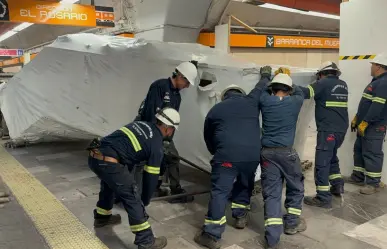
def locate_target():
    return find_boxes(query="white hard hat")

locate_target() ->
[176,62,198,86]
[220,84,246,101]
[155,107,180,130]
[269,73,293,88]
[370,53,387,67]
[316,61,341,76]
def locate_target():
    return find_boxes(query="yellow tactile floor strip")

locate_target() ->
[0,145,109,249]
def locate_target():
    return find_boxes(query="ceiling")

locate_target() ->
[0,0,340,50]
[217,1,340,33]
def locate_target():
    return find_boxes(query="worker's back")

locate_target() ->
[260,86,304,148]
[204,94,261,162]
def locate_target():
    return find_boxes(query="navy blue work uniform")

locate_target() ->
[351,72,387,186]
[260,85,304,248]
[300,76,349,203]
[138,78,182,192]
[89,121,163,246]
[201,79,267,240]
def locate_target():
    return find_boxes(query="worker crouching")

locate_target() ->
[194,80,266,249]
[88,107,180,249]
[260,73,306,249]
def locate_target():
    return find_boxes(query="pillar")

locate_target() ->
[339,0,387,180]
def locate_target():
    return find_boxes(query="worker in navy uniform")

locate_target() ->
[194,66,272,249]
[260,72,306,249]
[88,108,180,249]
[347,53,387,195]
[136,61,198,203]
[298,62,349,208]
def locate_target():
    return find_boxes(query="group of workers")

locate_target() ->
[86,52,387,249]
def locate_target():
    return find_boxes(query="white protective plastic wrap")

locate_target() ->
[1,34,316,176]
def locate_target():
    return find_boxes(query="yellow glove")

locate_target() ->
[351,116,357,132]
[275,67,291,76]
[357,121,368,137]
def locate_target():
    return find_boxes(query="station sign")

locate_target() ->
[0,0,114,28]
[198,33,340,49]
[0,49,23,57]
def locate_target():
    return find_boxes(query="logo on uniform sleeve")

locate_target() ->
[221,162,232,168]
[367,86,373,92]
[326,134,335,141]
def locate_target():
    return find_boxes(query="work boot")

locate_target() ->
[260,238,280,249]
[343,175,365,186]
[93,209,122,228]
[284,217,307,235]
[138,236,167,249]
[194,231,221,249]
[360,185,381,195]
[330,185,344,197]
[304,196,332,209]
[155,188,169,197]
[168,187,194,204]
[234,213,248,229]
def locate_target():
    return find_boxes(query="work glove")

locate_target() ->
[357,121,368,137]
[275,67,291,76]
[351,116,358,132]
[163,141,172,155]
[260,66,272,79]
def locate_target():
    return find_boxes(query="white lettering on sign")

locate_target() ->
[20,9,36,18]
[40,10,88,21]
[275,38,339,48]
[325,40,340,47]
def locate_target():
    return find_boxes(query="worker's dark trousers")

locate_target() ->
[88,157,154,246]
[314,131,346,203]
[203,161,259,240]
[261,148,304,247]
[352,124,386,186]
[159,141,182,192]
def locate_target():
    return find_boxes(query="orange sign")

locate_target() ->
[1,0,114,28]
[272,36,340,49]
[197,33,339,49]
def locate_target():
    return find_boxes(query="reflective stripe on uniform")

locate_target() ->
[287,207,302,216]
[354,166,365,173]
[264,218,283,226]
[365,171,382,178]
[325,101,348,108]
[329,174,342,180]
[308,85,315,98]
[96,207,112,216]
[362,93,373,100]
[317,185,330,191]
[130,221,151,232]
[119,127,142,152]
[144,165,160,175]
[373,97,387,104]
[231,202,251,210]
[204,216,226,225]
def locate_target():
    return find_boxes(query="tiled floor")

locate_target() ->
[1,129,387,249]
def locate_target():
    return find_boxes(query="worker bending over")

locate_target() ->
[136,61,198,203]
[194,67,271,249]
[299,62,349,208]
[88,108,180,249]
[260,72,306,249]
[348,53,387,195]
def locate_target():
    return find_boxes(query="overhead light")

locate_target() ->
[12,23,33,32]
[0,31,17,42]
[0,0,80,44]
[259,3,340,20]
